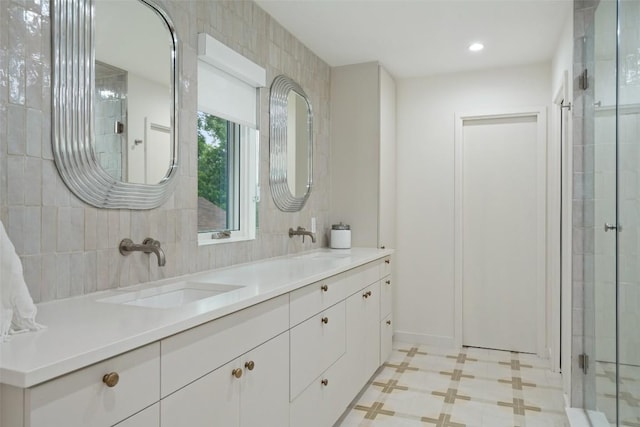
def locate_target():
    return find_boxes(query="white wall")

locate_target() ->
[127,72,171,184]
[550,13,574,401]
[395,63,551,347]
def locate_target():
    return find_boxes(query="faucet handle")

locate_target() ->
[142,237,161,247]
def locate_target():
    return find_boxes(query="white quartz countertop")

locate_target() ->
[0,247,392,388]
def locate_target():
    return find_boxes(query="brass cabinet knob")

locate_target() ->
[321,284,328,292]
[321,317,329,324]
[232,368,243,379]
[102,372,119,388]
[245,361,255,371]
[363,290,372,298]
[386,320,392,325]
[385,259,390,264]
[321,378,328,386]
[380,246,386,249]
[385,280,391,285]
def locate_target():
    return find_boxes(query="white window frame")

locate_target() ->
[197,124,258,246]
[196,33,264,246]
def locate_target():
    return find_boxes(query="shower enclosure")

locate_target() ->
[579,0,640,425]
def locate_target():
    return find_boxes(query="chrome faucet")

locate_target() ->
[119,238,166,266]
[289,227,316,243]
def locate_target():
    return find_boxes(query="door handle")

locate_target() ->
[604,223,618,232]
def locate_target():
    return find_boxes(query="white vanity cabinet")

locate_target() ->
[160,332,289,427]
[0,253,394,427]
[330,62,396,250]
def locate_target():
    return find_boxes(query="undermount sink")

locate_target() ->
[97,281,244,309]
[293,251,351,260]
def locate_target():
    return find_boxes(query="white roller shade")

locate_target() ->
[197,33,266,129]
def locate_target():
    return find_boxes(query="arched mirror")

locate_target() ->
[52,0,178,209]
[269,75,313,212]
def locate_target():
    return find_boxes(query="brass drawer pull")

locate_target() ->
[363,290,372,298]
[321,378,328,386]
[102,372,119,388]
[245,361,255,371]
[232,368,243,378]
[321,317,329,324]
[321,284,328,292]
[386,320,392,325]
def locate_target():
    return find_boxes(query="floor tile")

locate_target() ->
[337,344,568,427]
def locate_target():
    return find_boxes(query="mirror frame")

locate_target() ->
[51,0,179,209]
[269,75,313,212]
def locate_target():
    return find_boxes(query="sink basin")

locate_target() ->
[293,251,351,260]
[97,281,244,309]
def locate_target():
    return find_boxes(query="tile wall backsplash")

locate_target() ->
[0,0,332,303]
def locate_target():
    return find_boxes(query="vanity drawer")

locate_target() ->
[290,262,379,327]
[161,294,288,397]
[27,343,160,427]
[380,256,392,278]
[290,301,345,400]
[381,276,393,319]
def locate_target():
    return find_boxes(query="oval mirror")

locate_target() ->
[269,75,313,212]
[52,0,178,209]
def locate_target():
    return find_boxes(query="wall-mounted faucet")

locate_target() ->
[119,238,166,266]
[289,227,316,243]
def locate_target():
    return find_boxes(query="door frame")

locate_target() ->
[454,107,547,357]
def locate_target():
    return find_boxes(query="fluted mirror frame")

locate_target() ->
[51,0,179,209]
[269,75,313,212]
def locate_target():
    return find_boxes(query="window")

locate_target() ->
[197,112,258,244]
[196,34,265,245]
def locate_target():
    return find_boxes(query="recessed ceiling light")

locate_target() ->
[468,42,484,52]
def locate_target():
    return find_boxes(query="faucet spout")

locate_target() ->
[289,227,317,244]
[119,238,166,266]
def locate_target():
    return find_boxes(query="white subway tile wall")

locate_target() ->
[0,0,332,302]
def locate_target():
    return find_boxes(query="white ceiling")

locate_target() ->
[255,0,573,79]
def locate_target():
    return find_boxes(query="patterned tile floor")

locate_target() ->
[337,343,566,427]
[595,361,640,426]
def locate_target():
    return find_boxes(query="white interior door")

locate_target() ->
[458,112,546,354]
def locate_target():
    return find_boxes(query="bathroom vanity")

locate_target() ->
[0,248,393,427]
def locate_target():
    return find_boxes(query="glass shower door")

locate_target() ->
[616,1,640,425]
[592,0,618,423]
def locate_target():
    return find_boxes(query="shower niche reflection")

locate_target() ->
[95,61,128,181]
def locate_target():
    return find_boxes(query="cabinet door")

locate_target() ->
[345,282,381,398]
[241,332,289,427]
[381,314,393,363]
[378,65,396,249]
[380,275,393,319]
[161,359,240,427]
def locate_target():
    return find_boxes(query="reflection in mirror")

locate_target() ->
[51,0,178,209]
[286,91,310,198]
[269,75,313,212]
[94,0,172,184]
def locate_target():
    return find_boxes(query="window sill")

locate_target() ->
[198,233,256,246]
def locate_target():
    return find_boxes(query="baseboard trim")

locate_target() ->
[393,331,456,349]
